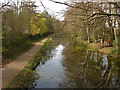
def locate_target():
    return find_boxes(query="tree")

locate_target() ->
[30,13,47,36]
[41,11,54,34]
[54,1,120,47]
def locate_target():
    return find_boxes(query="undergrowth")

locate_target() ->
[70,37,88,51]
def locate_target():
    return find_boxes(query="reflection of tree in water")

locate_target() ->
[62,46,119,88]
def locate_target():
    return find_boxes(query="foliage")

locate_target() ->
[2,1,55,61]
[70,37,88,52]
[2,31,32,59]
[110,40,118,56]
[2,1,36,60]
[111,47,118,56]
[42,11,54,34]
[64,2,119,47]
[30,14,47,36]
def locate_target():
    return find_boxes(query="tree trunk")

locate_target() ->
[113,4,118,48]
[107,3,115,47]
[86,27,91,43]
[101,30,105,47]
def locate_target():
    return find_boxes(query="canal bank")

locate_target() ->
[5,38,52,88]
[7,33,120,88]
[32,34,119,88]
[87,42,118,60]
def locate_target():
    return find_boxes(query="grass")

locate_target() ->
[87,42,118,58]
[70,38,118,59]
[88,43,101,51]
[40,38,52,53]
[8,38,52,88]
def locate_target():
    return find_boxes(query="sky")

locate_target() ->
[35,0,68,20]
[0,0,68,20]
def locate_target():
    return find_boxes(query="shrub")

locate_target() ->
[2,31,31,59]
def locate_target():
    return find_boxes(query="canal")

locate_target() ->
[32,34,119,88]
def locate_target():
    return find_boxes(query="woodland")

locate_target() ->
[1,0,120,89]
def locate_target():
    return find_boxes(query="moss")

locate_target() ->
[8,38,52,88]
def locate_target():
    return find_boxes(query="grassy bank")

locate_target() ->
[70,37,118,59]
[87,42,118,58]
[8,38,52,88]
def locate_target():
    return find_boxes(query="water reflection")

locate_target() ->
[33,43,119,88]
[62,46,119,88]
[34,44,66,88]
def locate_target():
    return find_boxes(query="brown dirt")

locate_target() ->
[1,36,50,88]
[88,42,113,55]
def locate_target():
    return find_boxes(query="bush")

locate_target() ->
[2,31,31,59]
[2,29,52,62]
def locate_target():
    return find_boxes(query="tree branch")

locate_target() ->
[0,2,11,10]
[39,0,46,10]
[49,0,84,9]
[92,13,120,17]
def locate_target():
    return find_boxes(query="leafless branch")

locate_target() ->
[49,0,84,9]
[92,13,120,17]
[0,2,11,10]
[39,0,46,10]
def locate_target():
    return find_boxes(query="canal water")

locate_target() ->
[33,35,119,88]
[34,44,66,88]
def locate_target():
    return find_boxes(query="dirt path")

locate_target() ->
[2,36,50,88]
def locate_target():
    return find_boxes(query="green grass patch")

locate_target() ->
[40,38,52,53]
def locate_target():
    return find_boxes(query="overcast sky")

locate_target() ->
[1,0,68,20]
[35,0,68,20]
